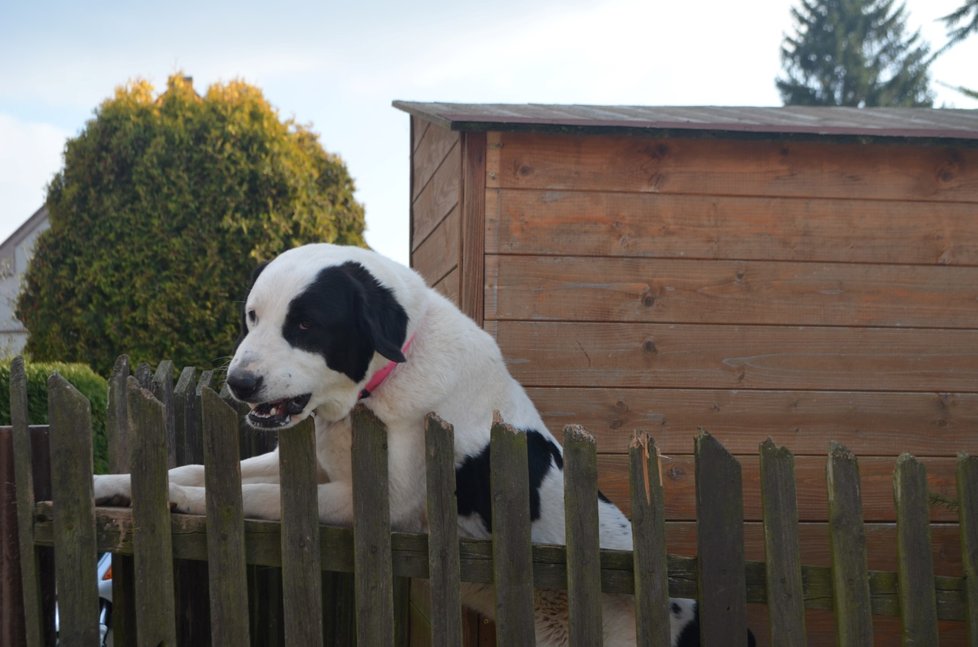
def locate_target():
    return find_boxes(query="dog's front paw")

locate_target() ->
[168,483,205,515]
[93,474,132,507]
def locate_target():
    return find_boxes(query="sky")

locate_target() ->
[1,0,976,265]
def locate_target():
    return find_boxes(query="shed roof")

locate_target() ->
[393,101,978,144]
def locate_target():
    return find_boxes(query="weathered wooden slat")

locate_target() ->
[596,453,965,523]
[31,505,974,620]
[957,453,978,647]
[646,519,967,578]
[563,425,603,647]
[894,453,940,645]
[485,254,978,329]
[351,404,395,644]
[106,355,137,647]
[48,374,100,645]
[128,377,177,646]
[135,362,153,388]
[173,366,197,465]
[432,267,460,305]
[490,133,978,203]
[152,360,176,468]
[9,358,42,647]
[201,387,251,646]
[628,433,670,647]
[486,189,978,265]
[172,366,210,646]
[424,413,463,647]
[487,320,978,392]
[695,431,749,645]
[526,387,978,456]
[759,439,807,646]
[413,203,459,287]
[413,143,460,249]
[827,442,874,646]
[106,355,130,474]
[412,123,459,201]
[459,131,487,325]
[278,415,323,645]
[490,417,537,644]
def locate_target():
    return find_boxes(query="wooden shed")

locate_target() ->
[394,101,978,645]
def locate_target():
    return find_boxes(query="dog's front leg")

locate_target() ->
[94,461,207,506]
[230,481,353,524]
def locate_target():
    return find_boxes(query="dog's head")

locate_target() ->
[226,244,409,428]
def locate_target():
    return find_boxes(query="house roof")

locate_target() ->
[0,205,49,257]
[393,102,978,144]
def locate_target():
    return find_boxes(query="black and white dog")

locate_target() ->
[95,243,748,646]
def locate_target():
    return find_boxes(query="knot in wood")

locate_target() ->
[643,339,657,354]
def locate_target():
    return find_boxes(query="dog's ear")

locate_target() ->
[364,310,407,363]
[342,262,408,364]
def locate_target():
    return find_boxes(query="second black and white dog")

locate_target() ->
[95,243,751,646]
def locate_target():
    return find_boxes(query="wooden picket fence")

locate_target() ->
[3,354,978,646]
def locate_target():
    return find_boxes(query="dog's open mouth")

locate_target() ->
[247,394,312,429]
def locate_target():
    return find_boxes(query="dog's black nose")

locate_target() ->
[226,371,263,401]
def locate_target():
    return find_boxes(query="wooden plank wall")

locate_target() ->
[411,117,461,303]
[480,130,978,645]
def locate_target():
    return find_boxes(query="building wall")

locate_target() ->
[0,212,49,357]
[483,130,977,644]
[411,127,978,644]
[410,117,461,304]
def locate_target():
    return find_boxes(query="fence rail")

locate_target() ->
[3,355,978,646]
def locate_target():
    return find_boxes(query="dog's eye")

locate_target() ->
[247,309,257,324]
[298,321,312,331]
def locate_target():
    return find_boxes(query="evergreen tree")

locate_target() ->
[16,75,366,374]
[942,0,978,49]
[777,0,934,106]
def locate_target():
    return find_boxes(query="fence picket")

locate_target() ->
[695,431,749,645]
[48,374,100,644]
[564,425,603,647]
[128,377,178,646]
[151,360,176,468]
[759,439,807,646]
[106,356,137,647]
[628,433,671,647]
[201,387,251,646]
[827,442,874,646]
[490,416,537,645]
[173,366,198,465]
[106,355,130,474]
[172,366,211,645]
[279,414,324,645]
[425,412,463,647]
[9,358,42,647]
[351,403,396,644]
[958,453,978,647]
[894,453,940,645]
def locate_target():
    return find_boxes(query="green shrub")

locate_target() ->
[16,74,366,375]
[0,359,108,473]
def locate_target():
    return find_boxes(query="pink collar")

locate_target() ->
[359,334,414,399]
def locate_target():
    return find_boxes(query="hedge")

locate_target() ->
[0,360,108,473]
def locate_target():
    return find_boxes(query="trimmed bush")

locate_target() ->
[0,359,108,473]
[16,74,366,375]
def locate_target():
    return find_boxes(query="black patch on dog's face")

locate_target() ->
[282,261,408,383]
[455,429,566,533]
